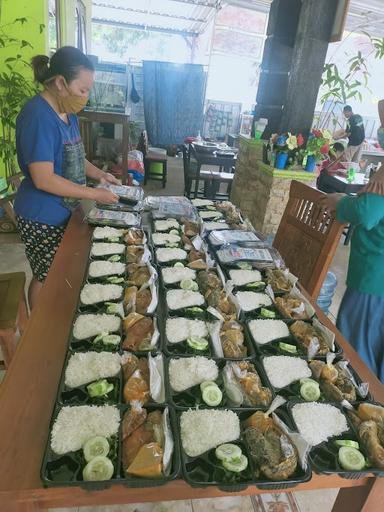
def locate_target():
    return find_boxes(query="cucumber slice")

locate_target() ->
[87,379,114,398]
[202,384,223,406]
[170,229,179,235]
[279,342,298,354]
[237,262,252,270]
[93,331,109,343]
[300,381,320,402]
[338,446,366,471]
[335,440,360,450]
[222,454,248,473]
[101,334,120,346]
[108,255,121,262]
[82,455,114,481]
[260,308,276,318]
[174,262,185,268]
[299,378,318,386]
[186,307,204,314]
[107,236,120,242]
[106,276,124,284]
[180,279,198,291]
[166,243,179,248]
[83,436,110,462]
[200,380,217,391]
[187,336,209,351]
[246,281,265,289]
[215,443,242,462]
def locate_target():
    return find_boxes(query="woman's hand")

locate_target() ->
[91,187,119,204]
[319,193,345,214]
[100,172,121,186]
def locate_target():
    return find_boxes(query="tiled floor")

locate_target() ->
[1,156,345,512]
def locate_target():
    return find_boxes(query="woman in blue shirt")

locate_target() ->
[14,46,119,309]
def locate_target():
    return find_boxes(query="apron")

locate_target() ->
[62,139,86,210]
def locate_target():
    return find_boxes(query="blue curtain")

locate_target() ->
[143,61,205,146]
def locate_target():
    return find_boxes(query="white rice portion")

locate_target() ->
[90,242,125,257]
[154,219,180,232]
[181,409,240,457]
[235,291,272,312]
[169,356,218,392]
[73,314,121,340]
[166,289,205,310]
[156,248,188,263]
[152,233,181,246]
[263,356,311,389]
[93,226,124,240]
[192,199,214,207]
[166,317,208,344]
[80,284,123,305]
[65,352,121,388]
[162,267,196,285]
[51,405,120,455]
[88,261,125,278]
[199,210,223,219]
[203,221,230,231]
[292,403,349,446]
[229,269,262,286]
[248,319,290,345]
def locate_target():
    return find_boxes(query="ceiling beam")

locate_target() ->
[93,2,207,23]
[92,17,199,36]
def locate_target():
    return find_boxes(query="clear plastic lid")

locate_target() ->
[208,230,262,246]
[98,184,144,204]
[86,208,141,227]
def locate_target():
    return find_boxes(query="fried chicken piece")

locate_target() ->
[197,270,221,294]
[127,266,150,287]
[290,321,329,356]
[266,269,292,294]
[183,220,200,237]
[127,246,144,264]
[275,297,309,320]
[309,360,356,403]
[124,286,138,312]
[244,411,297,481]
[136,288,152,315]
[357,403,384,423]
[359,421,384,469]
[122,423,154,468]
[123,314,154,351]
[125,229,145,246]
[237,362,272,408]
[188,248,206,262]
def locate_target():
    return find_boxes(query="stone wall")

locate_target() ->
[231,136,315,236]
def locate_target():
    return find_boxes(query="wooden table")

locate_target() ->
[190,143,237,199]
[0,208,383,511]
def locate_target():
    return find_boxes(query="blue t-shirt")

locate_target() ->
[14,95,86,226]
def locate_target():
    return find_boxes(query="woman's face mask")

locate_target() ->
[55,78,89,113]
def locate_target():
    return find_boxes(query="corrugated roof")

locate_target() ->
[92,0,221,35]
[92,0,384,38]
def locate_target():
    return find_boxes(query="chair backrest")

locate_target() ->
[273,180,345,299]
[137,130,149,157]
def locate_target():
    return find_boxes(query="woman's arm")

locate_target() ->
[85,159,120,185]
[29,162,119,204]
[336,194,384,230]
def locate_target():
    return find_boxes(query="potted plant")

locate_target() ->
[0,17,43,190]
[272,132,304,169]
[304,129,333,172]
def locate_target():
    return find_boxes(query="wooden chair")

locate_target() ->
[0,272,29,369]
[182,144,214,198]
[138,131,167,188]
[273,180,345,299]
[209,170,234,199]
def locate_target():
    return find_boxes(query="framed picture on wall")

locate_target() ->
[239,114,253,138]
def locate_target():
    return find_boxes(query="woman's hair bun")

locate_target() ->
[31,55,50,84]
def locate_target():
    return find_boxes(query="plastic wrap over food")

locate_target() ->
[208,229,262,247]
[148,353,165,403]
[163,407,174,476]
[86,208,141,227]
[216,245,283,268]
[337,360,369,398]
[288,287,316,319]
[143,264,159,314]
[223,362,244,407]
[207,319,224,358]
[272,412,311,472]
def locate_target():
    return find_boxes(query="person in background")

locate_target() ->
[340,105,365,162]
[320,167,384,383]
[316,142,346,193]
[14,46,119,310]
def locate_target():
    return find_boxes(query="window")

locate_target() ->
[75,0,87,53]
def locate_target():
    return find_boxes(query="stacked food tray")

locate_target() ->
[41,196,384,492]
